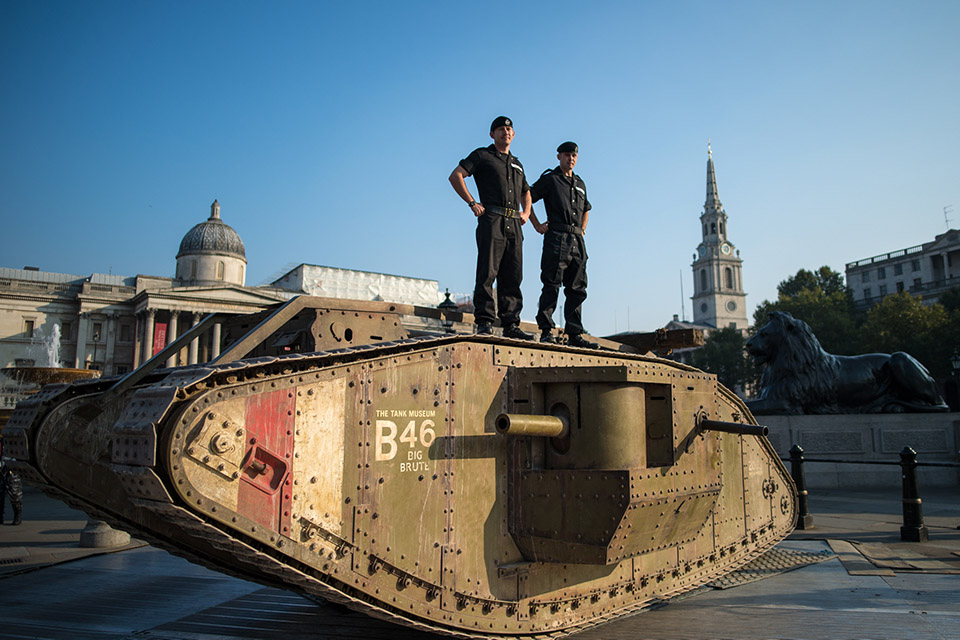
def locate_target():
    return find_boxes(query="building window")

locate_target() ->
[725,267,733,289]
[862,271,870,282]
[93,322,103,341]
[877,267,886,279]
[190,261,198,279]
[896,281,904,293]
[216,261,225,280]
[711,222,716,234]
[116,365,129,374]
[911,259,920,272]
[120,324,132,342]
[894,263,903,276]
[719,222,725,235]
[913,278,922,289]
[62,322,72,340]
[879,284,887,296]
[863,287,872,299]
[23,319,35,338]
[240,265,244,283]
[700,269,707,291]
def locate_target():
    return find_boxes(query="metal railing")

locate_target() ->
[783,445,960,542]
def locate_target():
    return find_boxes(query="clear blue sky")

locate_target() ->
[2,1,958,336]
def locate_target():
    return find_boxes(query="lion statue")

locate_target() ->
[745,311,948,415]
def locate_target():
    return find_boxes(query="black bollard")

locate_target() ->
[899,446,928,542]
[789,445,814,530]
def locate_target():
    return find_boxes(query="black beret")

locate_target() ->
[490,116,513,132]
[557,141,578,153]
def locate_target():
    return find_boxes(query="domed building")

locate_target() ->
[175,200,247,286]
[0,198,445,378]
[0,200,288,376]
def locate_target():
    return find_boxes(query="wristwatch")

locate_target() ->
[468,200,477,207]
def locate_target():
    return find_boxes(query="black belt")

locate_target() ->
[483,204,521,219]
[549,223,583,236]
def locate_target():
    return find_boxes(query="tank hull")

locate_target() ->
[6,334,796,638]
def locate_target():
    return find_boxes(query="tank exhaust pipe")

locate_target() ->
[698,419,768,437]
[495,413,568,438]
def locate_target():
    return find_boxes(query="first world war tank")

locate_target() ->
[4,296,797,639]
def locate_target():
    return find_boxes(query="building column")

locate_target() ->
[142,308,156,364]
[188,313,199,365]
[211,322,222,359]
[132,313,141,369]
[75,312,89,369]
[104,313,118,375]
[165,311,180,368]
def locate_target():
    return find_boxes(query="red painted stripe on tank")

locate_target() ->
[238,388,296,532]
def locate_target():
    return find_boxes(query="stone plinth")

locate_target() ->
[762,413,960,489]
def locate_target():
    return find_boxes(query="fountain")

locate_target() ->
[1,323,100,433]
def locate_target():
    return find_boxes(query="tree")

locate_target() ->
[860,292,953,376]
[692,326,757,393]
[775,266,846,299]
[753,266,859,354]
[938,287,960,314]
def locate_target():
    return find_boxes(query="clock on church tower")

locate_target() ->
[690,144,749,330]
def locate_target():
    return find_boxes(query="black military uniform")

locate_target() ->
[1,461,23,526]
[459,119,530,332]
[530,142,595,347]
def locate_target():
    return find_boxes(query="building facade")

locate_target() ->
[0,201,289,374]
[1,201,449,375]
[845,229,960,308]
[689,144,749,331]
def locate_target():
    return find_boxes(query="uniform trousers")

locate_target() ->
[536,230,587,335]
[473,213,523,326]
[1,470,23,525]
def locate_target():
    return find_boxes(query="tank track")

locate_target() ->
[9,335,788,639]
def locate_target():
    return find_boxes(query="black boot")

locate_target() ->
[503,325,534,340]
[568,334,598,349]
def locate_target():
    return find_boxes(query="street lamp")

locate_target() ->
[951,350,960,376]
[438,289,458,333]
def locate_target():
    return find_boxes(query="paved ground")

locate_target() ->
[1,485,958,640]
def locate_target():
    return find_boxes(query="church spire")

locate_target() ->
[704,140,722,214]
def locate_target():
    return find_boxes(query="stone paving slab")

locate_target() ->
[827,539,895,575]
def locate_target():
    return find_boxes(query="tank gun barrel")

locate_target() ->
[495,413,567,438]
[698,419,768,437]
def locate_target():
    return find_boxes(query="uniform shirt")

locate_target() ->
[459,145,530,209]
[530,167,591,229]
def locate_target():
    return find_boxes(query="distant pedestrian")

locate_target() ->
[1,458,23,526]
[449,116,534,339]
[529,141,597,348]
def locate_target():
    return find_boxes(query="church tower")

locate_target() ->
[691,144,749,330]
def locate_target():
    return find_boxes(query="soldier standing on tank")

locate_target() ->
[449,116,534,339]
[529,141,597,348]
[0,457,23,526]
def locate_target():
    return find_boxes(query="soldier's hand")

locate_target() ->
[534,221,548,234]
[470,203,485,217]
